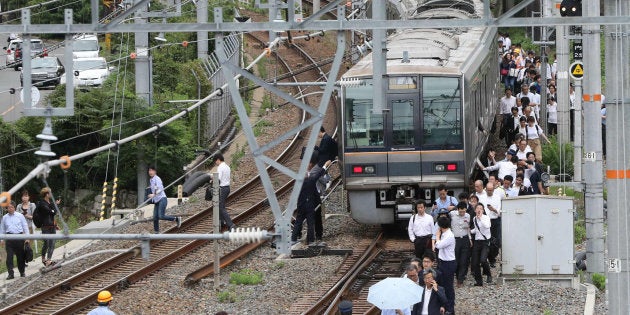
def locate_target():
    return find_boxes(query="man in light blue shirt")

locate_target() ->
[148,166,180,233]
[0,201,30,279]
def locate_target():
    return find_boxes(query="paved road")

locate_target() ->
[0,34,61,122]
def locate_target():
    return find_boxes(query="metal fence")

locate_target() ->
[200,32,241,140]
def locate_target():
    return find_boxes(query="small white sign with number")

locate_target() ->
[584,151,596,162]
[608,258,621,273]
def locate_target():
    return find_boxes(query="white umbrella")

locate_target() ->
[367,277,424,310]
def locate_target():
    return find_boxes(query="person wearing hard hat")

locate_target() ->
[87,290,116,315]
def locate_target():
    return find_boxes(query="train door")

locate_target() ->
[386,93,422,182]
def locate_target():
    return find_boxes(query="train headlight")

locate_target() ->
[352,165,375,174]
[434,163,458,172]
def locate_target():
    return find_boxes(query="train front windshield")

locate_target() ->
[344,76,462,150]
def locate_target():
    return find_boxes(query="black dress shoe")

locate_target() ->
[6,275,14,280]
[473,282,483,287]
[20,273,25,277]
[486,275,493,284]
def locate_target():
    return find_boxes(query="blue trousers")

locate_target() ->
[153,197,176,232]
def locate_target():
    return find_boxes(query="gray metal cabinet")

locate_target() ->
[500,195,575,283]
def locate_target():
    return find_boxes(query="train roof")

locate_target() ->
[342,0,490,78]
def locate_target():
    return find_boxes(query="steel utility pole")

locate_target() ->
[604,0,630,313]
[582,0,605,276]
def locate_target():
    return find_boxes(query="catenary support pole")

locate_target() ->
[582,0,605,276]
[371,0,386,113]
[556,23,571,145]
[197,0,208,59]
[604,0,630,313]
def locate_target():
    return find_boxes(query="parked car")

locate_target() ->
[60,57,111,87]
[20,56,65,88]
[3,38,47,70]
[72,34,100,59]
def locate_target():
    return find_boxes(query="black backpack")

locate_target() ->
[32,203,44,228]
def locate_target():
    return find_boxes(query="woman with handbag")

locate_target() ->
[470,203,492,286]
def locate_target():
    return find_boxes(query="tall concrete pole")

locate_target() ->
[134,1,151,105]
[135,0,150,205]
[555,24,570,145]
[371,0,386,113]
[604,0,630,313]
[197,0,208,59]
[582,0,605,276]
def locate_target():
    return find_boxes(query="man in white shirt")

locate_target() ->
[215,154,235,230]
[500,88,516,115]
[450,202,471,287]
[473,180,486,199]
[408,201,434,259]
[516,139,533,161]
[434,216,456,314]
[481,155,518,182]
[470,204,492,286]
[483,183,502,268]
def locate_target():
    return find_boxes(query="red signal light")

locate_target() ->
[446,164,457,171]
[353,166,363,174]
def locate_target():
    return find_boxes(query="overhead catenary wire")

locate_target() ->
[0,34,285,202]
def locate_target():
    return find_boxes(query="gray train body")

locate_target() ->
[339,0,498,224]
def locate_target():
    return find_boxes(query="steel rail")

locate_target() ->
[302,233,383,314]
[0,26,327,314]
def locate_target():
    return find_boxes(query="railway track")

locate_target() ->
[0,28,335,314]
[288,234,415,314]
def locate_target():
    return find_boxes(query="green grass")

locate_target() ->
[229,268,263,285]
[274,261,285,270]
[592,273,606,291]
[253,120,273,137]
[258,94,274,116]
[230,144,246,172]
[574,221,586,245]
[217,288,239,303]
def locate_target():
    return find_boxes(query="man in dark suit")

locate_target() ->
[317,127,338,167]
[412,268,447,315]
[291,154,332,246]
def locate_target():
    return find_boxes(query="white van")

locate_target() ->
[72,34,100,59]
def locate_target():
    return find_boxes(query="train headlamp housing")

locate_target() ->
[434,163,458,173]
[352,165,375,174]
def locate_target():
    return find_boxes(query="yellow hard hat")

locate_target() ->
[97,290,113,303]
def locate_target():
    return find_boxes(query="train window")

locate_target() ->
[389,76,417,90]
[391,99,415,146]
[421,76,462,147]
[344,81,385,148]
